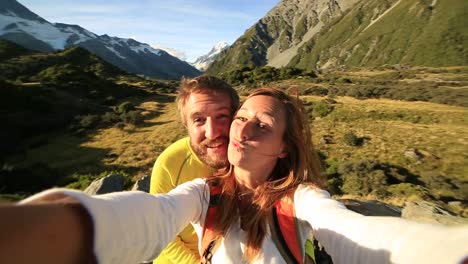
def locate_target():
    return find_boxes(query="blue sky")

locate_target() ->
[19,0,280,62]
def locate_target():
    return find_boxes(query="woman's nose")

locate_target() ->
[237,122,251,141]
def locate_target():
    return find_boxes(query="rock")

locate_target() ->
[320,135,333,144]
[402,201,468,226]
[105,152,118,158]
[132,175,150,192]
[339,199,401,217]
[404,148,423,160]
[84,174,126,195]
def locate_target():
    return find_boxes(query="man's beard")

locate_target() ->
[191,137,229,169]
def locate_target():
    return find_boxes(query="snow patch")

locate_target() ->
[106,45,126,59]
[0,14,85,49]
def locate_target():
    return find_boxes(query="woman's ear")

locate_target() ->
[278,151,287,159]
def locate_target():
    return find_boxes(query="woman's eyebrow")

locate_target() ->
[238,108,276,123]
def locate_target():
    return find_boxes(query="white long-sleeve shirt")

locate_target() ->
[24,178,468,264]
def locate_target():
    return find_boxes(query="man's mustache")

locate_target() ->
[201,137,229,148]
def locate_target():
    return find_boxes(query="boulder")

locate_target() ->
[339,199,401,217]
[132,175,150,192]
[404,148,423,160]
[84,174,126,195]
[402,201,468,226]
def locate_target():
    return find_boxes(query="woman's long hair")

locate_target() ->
[206,87,325,262]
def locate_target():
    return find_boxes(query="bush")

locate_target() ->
[0,163,61,194]
[101,112,120,124]
[120,110,143,125]
[387,183,430,200]
[343,131,363,146]
[117,101,135,114]
[78,114,100,129]
[341,170,388,196]
[312,100,334,118]
[338,160,389,196]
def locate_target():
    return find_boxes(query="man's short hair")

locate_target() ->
[176,75,240,125]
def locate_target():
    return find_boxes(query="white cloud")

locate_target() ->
[152,44,188,61]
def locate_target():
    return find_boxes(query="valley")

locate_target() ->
[2,64,467,218]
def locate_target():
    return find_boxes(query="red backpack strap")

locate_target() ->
[273,190,304,264]
[200,182,222,263]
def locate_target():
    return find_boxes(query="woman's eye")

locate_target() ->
[235,116,246,122]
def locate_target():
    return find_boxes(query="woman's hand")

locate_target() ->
[0,193,96,264]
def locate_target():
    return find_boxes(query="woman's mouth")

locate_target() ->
[231,140,245,150]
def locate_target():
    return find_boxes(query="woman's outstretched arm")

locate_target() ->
[0,178,207,264]
[0,193,96,264]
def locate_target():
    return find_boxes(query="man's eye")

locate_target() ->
[217,114,230,120]
[258,123,267,129]
[193,117,205,123]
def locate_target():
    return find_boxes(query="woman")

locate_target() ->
[1,87,467,264]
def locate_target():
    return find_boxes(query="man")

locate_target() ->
[150,75,239,264]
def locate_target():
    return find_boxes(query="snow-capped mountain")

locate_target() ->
[0,0,200,79]
[192,41,229,72]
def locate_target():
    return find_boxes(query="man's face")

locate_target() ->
[184,92,233,169]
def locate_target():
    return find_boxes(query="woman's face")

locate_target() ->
[228,95,287,171]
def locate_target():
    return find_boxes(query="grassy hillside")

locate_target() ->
[2,65,466,217]
[291,0,468,69]
[208,0,467,75]
[0,40,180,193]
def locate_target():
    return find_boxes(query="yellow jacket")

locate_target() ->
[150,137,214,264]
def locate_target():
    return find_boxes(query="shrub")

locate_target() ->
[78,114,100,129]
[120,110,143,125]
[101,112,120,124]
[341,170,388,196]
[117,101,135,114]
[343,131,363,146]
[0,163,61,194]
[312,100,334,117]
[338,160,389,196]
[387,183,430,200]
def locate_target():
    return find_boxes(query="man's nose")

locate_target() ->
[205,118,221,139]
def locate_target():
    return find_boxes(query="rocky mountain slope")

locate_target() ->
[0,0,201,79]
[207,0,467,75]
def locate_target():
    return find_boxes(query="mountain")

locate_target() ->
[191,41,229,71]
[207,0,468,75]
[0,0,201,79]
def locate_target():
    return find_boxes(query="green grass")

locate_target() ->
[2,66,467,217]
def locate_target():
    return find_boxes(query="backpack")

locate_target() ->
[200,183,333,264]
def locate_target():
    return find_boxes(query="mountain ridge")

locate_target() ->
[0,0,201,79]
[207,0,467,75]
